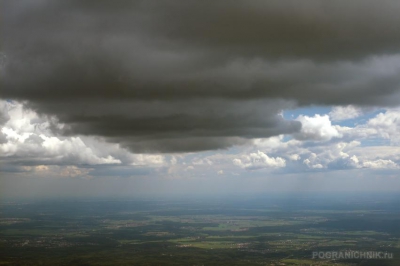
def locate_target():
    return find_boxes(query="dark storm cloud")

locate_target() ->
[2,0,400,152]
[26,99,299,152]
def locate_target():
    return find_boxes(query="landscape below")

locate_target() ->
[1,194,400,265]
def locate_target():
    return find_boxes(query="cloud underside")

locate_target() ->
[2,0,400,152]
[1,100,400,175]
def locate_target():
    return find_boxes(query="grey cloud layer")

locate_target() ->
[2,0,400,152]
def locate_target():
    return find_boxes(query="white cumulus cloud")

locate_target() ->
[329,105,363,121]
[233,150,286,170]
[294,114,342,141]
[0,100,168,168]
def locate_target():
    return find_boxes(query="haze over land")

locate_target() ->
[1,0,400,198]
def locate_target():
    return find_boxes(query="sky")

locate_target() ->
[1,0,400,199]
